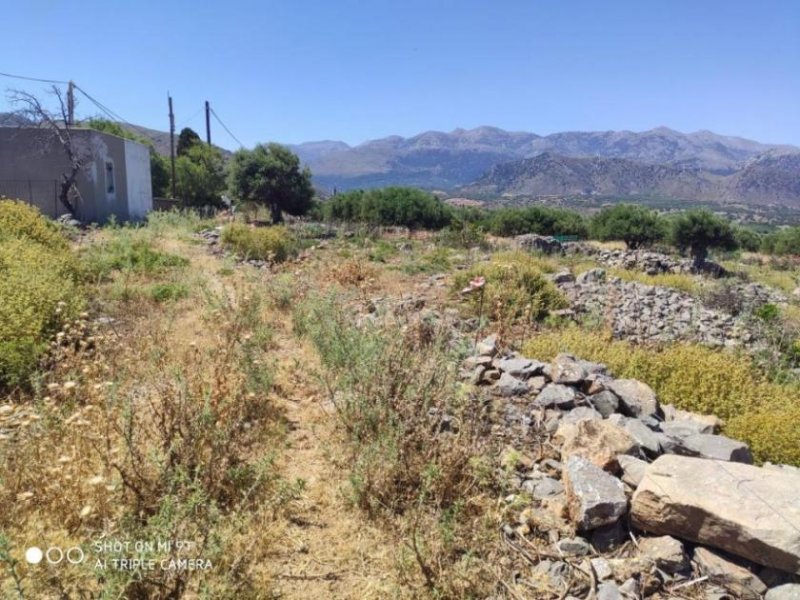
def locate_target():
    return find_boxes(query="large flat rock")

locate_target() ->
[631,455,800,574]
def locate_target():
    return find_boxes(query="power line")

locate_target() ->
[0,70,69,85]
[210,107,245,148]
[73,85,134,129]
[178,106,204,129]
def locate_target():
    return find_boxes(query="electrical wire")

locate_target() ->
[177,106,205,129]
[210,107,245,148]
[0,70,69,85]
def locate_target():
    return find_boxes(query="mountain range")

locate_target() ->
[289,126,800,203]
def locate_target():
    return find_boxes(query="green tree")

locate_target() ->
[590,204,665,249]
[762,227,800,255]
[228,143,314,223]
[323,187,452,229]
[175,144,226,207]
[670,209,737,268]
[177,127,202,157]
[486,206,587,238]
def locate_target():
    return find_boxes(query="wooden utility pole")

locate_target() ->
[168,94,177,200]
[66,81,75,126]
[205,100,211,145]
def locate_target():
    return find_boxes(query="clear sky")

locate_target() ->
[1,0,798,149]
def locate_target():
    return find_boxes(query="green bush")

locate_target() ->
[0,199,69,251]
[453,252,567,322]
[149,282,189,303]
[670,209,737,267]
[0,203,83,389]
[590,204,665,249]
[220,223,296,262]
[83,235,189,280]
[762,226,800,256]
[485,206,588,238]
[324,187,453,230]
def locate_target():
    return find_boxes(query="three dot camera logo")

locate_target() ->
[25,545,86,565]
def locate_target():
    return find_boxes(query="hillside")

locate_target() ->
[461,150,800,207]
[291,126,797,192]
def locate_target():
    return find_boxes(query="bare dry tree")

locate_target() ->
[7,85,91,215]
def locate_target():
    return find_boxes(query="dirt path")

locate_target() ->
[175,236,403,599]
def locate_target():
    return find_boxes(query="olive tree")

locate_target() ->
[670,209,737,268]
[590,204,664,249]
[228,143,314,223]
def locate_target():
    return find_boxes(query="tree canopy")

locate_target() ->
[228,143,314,223]
[177,127,202,157]
[590,204,665,249]
[176,144,226,207]
[485,206,588,238]
[324,187,452,230]
[670,209,738,267]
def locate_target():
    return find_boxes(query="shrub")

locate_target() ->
[0,199,69,251]
[83,235,189,280]
[453,252,567,322]
[522,327,800,465]
[761,226,800,256]
[0,221,83,389]
[293,294,498,595]
[485,206,588,238]
[324,187,453,230]
[220,223,296,262]
[607,268,699,294]
[149,282,189,303]
[590,204,665,249]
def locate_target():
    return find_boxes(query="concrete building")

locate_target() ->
[0,127,152,222]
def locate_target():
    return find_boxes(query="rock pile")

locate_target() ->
[463,338,800,598]
[553,268,764,349]
[515,234,564,255]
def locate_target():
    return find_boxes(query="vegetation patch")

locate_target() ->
[606,267,699,294]
[453,251,567,322]
[523,326,800,465]
[0,201,84,390]
[220,223,296,262]
[293,293,500,596]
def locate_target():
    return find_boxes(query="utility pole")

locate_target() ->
[168,94,177,200]
[66,81,75,127]
[205,100,211,145]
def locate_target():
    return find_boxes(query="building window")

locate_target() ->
[105,161,115,195]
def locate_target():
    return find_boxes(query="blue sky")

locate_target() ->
[1,0,798,149]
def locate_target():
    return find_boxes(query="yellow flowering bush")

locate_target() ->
[0,202,83,388]
[523,326,800,465]
[220,223,296,262]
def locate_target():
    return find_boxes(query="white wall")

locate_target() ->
[124,139,152,220]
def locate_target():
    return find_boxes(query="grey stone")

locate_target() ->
[591,557,614,580]
[523,476,564,499]
[577,268,607,284]
[694,547,767,599]
[618,578,639,597]
[556,536,590,556]
[587,390,620,417]
[551,353,588,385]
[681,433,753,463]
[638,535,688,573]
[462,355,493,370]
[596,582,623,600]
[766,584,800,600]
[632,455,800,574]
[494,357,545,378]
[605,379,660,419]
[552,269,575,284]
[660,420,709,439]
[564,456,627,531]
[494,372,530,397]
[475,334,498,357]
[534,383,580,409]
[616,454,648,488]
[608,414,661,456]
[561,406,602,425]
